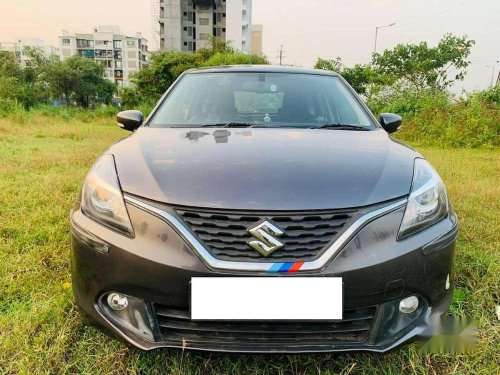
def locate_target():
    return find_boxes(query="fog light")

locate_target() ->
[399,296,419,314]
[107,293,128,311]
[100,293,155,342]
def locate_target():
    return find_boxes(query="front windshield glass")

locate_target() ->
[149,72,374,129]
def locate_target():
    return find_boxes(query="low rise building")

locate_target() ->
[0,38,59,66]
[59,26,148,87]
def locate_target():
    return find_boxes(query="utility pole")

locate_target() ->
[374,23,396,54]
[278,45,285,65]
[486,65,495,87]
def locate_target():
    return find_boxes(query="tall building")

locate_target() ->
[59,26,148,87]
[251,24,263,56]
[0,38,59,66]
[157,0,252,53]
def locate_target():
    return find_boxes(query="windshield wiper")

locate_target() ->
[310,123,370,131]
[199,122,257,128]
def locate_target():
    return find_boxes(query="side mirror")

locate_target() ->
[379,113,402,134]
[117,110,143,131]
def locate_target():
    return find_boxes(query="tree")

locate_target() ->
[372,34,474,90]
[314,57,342,72]
[314,58,387,96]
[131,50,201,103]
[131,39,269,105]
[44,56,116,107]
[201,51,267,67]
[44,61,79,105]
[0,52,24,104]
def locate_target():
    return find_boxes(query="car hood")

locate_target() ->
[110,127,419,210]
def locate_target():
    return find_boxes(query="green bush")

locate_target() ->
[387,90,500,148]
[0,99,25,117]
[201,52,267,67]
[368,87,450,118]
[477,85,500,105]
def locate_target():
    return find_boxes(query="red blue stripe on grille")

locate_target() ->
[268,262,304,273]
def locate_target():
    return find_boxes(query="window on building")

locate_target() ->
[199,18,209,25]
[127,40,136,48]
[113,40,122,49]
[76,39,88,48]
[115,60,122,69]
[114,50,122,59]
[62,38,71,45]
[199,33,208,40]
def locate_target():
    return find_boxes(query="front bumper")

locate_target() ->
[70,196,458,353]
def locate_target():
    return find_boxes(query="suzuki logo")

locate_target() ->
[247,220,285,257]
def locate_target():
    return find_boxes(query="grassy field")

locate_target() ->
[0,115,498,374]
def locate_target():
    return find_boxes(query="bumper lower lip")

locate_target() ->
[70,198,458,353]
[92,290,452,353]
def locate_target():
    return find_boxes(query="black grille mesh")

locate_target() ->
[153,304,376,344]
[175,208,356,262]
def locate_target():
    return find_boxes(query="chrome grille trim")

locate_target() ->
[124,195,407,272]
[176,208,355,262]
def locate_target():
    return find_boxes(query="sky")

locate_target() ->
[0,0,498,92]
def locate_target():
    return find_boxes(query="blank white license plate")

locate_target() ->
[191,277,343,320]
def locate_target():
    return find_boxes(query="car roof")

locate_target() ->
[185,65,339,77]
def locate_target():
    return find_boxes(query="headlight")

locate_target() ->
[81,155,134,236]
[399,158,448,239]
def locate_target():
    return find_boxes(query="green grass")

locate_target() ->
[0,115,498,374]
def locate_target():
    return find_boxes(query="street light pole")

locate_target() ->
[374,22,396,54]
[486,62,499,87]
[486,66,494,87]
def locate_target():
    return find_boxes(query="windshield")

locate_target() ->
[149,72,375,129]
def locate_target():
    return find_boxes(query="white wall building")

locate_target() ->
[157,0,252,53]
[226,0,252,54]
[0,38,59,66]
[59,26,148,87]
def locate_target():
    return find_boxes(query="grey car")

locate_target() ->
[70,66,458,352]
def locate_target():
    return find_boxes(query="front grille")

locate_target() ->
[153,304,376,344]
[176,208,357,262]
